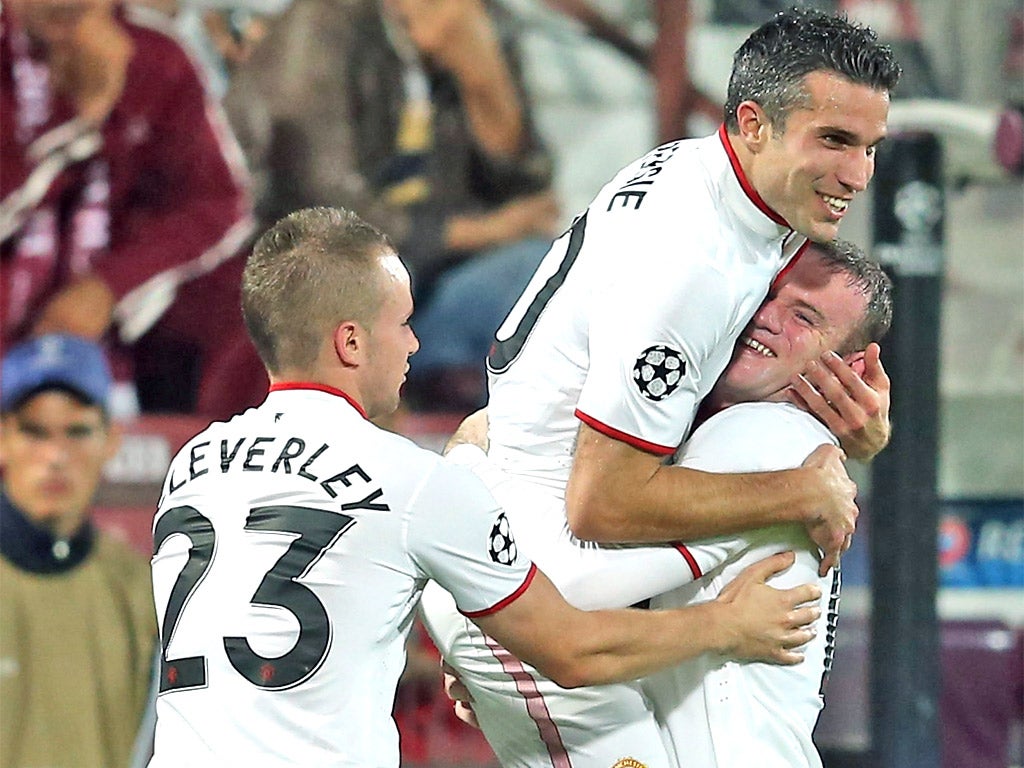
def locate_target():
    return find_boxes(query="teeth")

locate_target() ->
[822,194,849,213]
[742,337,775,357]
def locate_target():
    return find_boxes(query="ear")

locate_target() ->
[735,101,771,152]
[844,350,867,378]
[332,320,363,368]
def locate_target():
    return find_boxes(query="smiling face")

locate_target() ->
[360,253,419,420]
[748,71,890,242]
[1,391,118,539]
[714,253,869,407]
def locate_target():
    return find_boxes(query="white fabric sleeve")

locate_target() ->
[446,444,743,610]
[405,460,536,618]
[577,235,737,455]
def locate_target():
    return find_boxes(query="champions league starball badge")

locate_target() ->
[488,513,518,565]
[632,344,686,401]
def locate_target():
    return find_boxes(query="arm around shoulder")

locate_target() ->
[565,421,821,544]
[472,551,821,688]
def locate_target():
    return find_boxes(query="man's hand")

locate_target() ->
[443,408,489,455]
[800,444,858,576]
[788,344,891,461]
[714,551,821,665]
[387,0,524,156]
[32,275,115,340]
[389,0,499,78]
[442,660,480,729]
[49,8,133,127]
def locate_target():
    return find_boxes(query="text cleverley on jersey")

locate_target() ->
[161,433,390,513]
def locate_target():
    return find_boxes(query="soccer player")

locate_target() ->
[146,207,823,767]
[420,8,902,766]
[431,239,893,768]
[642,239,893,768]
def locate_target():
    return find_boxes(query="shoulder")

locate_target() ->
[680,402,835,473]
[93,531,153,591]
[587,134,728,250]
[121,5,206,85]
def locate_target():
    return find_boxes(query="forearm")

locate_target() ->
[479,552,816,687]
[554,601,733,687]
[569,462,815,544]
[566,424,822,543]
[452,58,523,158]
[490,599,732,689]
[444,210,506,252]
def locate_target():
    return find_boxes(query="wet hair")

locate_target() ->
[724,7,901,132]
[241,207,394,373]
[808,238,893,352]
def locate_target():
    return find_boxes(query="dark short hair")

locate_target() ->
[724,7,902,131]
[241,207,394,373]
[807,238,893,352]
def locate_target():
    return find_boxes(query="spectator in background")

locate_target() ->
[497,0,720,220]
[689,0,942,105]
[0,0,266,421]
[225,0,559,412]
[0,334,157,768]
[174,0,290,98]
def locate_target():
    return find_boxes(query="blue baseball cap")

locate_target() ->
[1,334,112,413]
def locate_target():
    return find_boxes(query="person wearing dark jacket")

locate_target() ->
[1,0,265,419]
[0,334,156,768]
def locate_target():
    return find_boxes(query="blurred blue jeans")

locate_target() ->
[409,237,550,407]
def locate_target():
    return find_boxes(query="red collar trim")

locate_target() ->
[770,237,810,290]
[268,382,368,420]
[717,124,792,229]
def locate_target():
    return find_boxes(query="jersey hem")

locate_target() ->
[575,409,676,456]
[461,563,538,619]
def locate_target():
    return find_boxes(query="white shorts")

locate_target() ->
[420,582,672,768]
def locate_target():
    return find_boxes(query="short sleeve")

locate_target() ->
[406,461,536,617]
[577,232,737,454]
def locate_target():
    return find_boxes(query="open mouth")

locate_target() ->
[821,194,850,216]
[741,336,775,358]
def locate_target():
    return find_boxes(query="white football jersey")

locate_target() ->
[148,385,535,768]
[643,402,840,768]
[487,127,807,494]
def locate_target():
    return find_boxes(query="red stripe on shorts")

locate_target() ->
[483,636,572,768]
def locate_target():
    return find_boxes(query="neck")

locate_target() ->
[0,487,95,574]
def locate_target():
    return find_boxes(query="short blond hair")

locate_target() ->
[242,207,394,373]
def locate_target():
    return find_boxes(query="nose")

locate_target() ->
[409,329,420,356]
[753,299,784,334]
[838,148,874,193]
[40,436,72,467]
